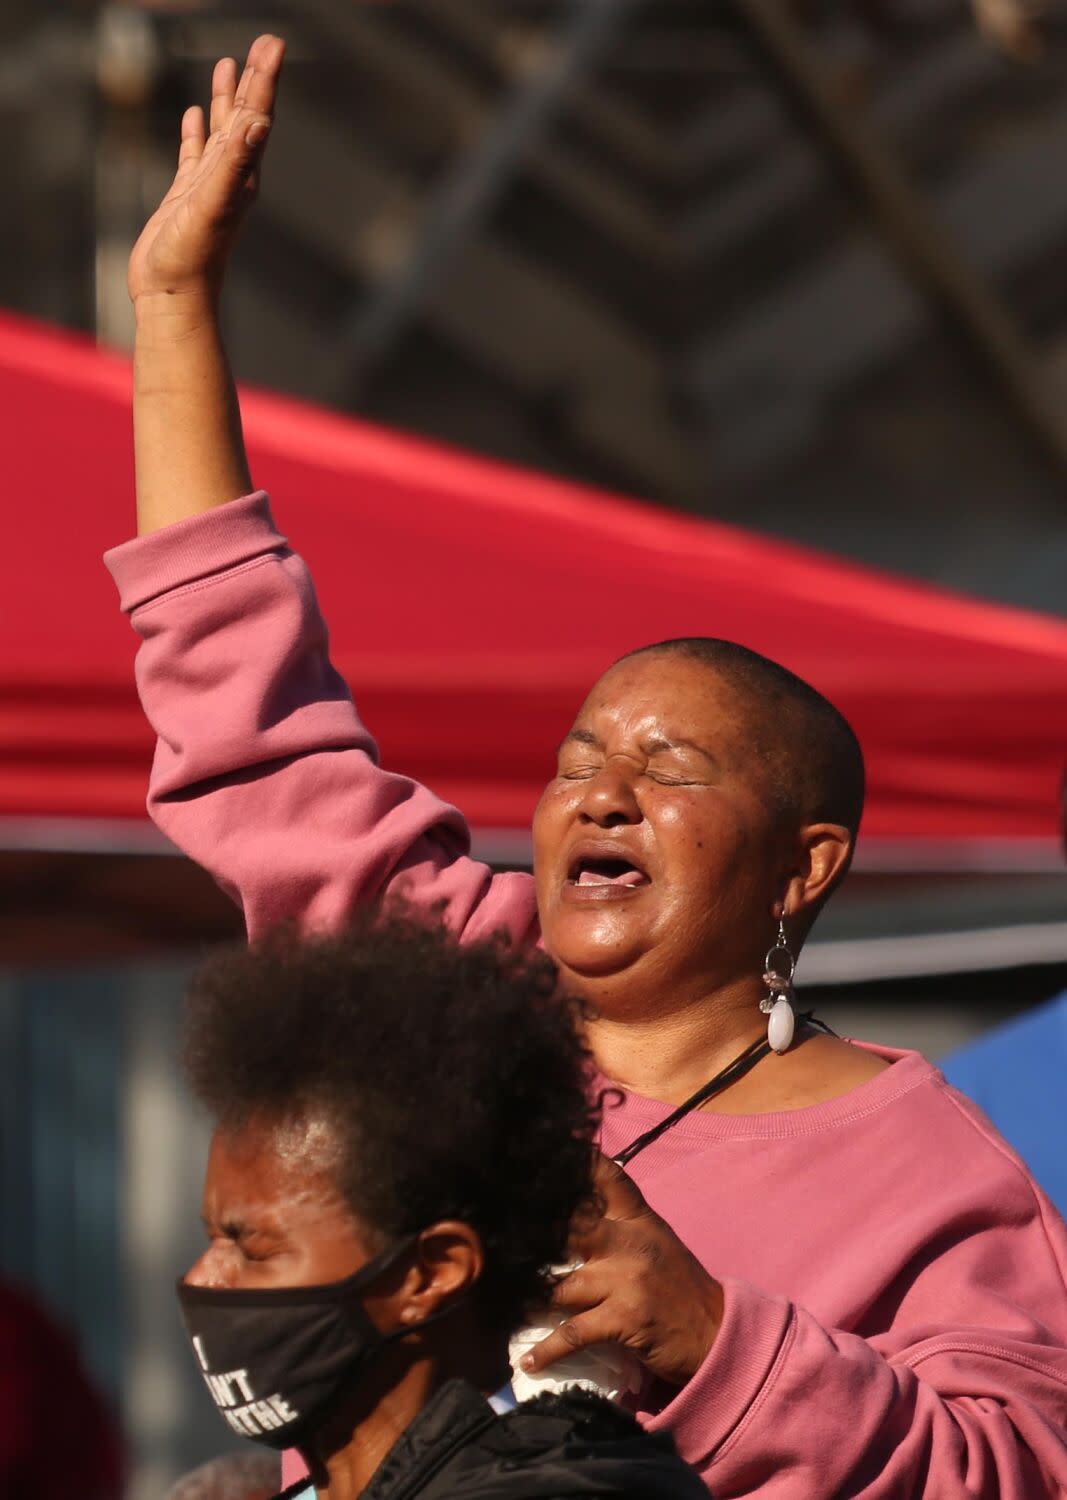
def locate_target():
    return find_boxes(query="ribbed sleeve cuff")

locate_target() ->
[103,492,287,613]
[643,1276,794,1469]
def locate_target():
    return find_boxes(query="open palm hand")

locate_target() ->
[128,33,285,308]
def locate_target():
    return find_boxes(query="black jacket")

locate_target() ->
[278,1379,708,1500]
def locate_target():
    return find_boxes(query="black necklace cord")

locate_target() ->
[613,1011,835,1168]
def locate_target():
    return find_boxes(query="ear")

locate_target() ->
[779,822,853,925]
[383,1222,485,1332]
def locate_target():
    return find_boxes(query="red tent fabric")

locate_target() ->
[3,309,1067,855]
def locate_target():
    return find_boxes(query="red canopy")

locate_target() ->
[3,309,1066,859]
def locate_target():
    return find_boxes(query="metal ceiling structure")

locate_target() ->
[0,0,1047,614]
[4,0,1067,602]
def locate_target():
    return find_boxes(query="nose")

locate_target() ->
[183,1247,235,1290]
[576,760,642,827]
[182,1249,215,1288]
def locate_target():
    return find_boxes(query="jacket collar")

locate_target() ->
[361,1380,497,1500]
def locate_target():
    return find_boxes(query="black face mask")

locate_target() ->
[176,1237,419,1451]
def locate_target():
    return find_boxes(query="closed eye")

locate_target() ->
[203,1216,283,1262]
[237,1244,281,1264]
[556,751,603,779]
[644,767,707,785]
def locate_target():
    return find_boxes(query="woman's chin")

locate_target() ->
[543,924,648,987]
[556,955,637,987]
[540,892,669,1002]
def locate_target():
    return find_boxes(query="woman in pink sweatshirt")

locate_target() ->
[110,36,1067,1498]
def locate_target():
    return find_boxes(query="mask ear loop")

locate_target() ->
[760,916,797,1054]
[369,1232,474,1346]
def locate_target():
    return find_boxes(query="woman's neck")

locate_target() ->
[306,1364,439,1500]
[584,979,892,1114]
[585,978,765,1106]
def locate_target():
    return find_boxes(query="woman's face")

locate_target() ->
[184,1116,375,1292]
[533,652,789,1017]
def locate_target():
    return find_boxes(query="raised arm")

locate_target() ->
[127,38,281,534]
[111,36,538,946]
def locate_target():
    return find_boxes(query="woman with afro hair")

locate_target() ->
[177,908,706,1500]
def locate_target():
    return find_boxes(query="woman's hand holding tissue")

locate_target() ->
[516,1154,724,1390]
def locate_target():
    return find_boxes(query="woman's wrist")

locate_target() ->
[132,293,252,534]
[133,299,230,404]
[133,283,221,345]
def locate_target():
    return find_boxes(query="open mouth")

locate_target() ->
[566,854,651,890]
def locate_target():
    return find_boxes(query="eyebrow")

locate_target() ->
[559,728,601,751]
[202,1213,251,1241]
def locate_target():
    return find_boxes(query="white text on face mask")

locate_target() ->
[192,1336,300,1435]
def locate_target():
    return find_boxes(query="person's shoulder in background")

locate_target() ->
[0,1277,125,1500]
[167,1452,283,1500]
[940,990,1067,1218]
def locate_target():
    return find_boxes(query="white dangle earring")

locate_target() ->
[760,917,797,1054]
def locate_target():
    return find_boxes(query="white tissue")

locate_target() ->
[508,1261,642,1404]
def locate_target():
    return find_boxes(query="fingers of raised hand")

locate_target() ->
[167,99,269,233]
[216,106,271,189]
[206,35,282,153]
[177,105,206,168]
[209,57,237,136]
[206,35,283,189]
[232,34,285,118]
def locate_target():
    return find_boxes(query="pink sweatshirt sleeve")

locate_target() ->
[104,493,538,944]
[644,1232,1067,1496]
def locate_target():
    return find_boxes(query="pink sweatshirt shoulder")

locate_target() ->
[635,1057,1067,1496]
[104,493,538,944]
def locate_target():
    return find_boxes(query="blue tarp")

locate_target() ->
[941,992,1067,1218]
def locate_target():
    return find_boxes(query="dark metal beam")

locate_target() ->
[723,0,1067,476]
[339,0,640,382]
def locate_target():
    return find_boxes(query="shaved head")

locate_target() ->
[534,639,862,1002]
[621,638,865,840]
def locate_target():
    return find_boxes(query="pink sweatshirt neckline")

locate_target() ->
[600,1044,932,1145]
